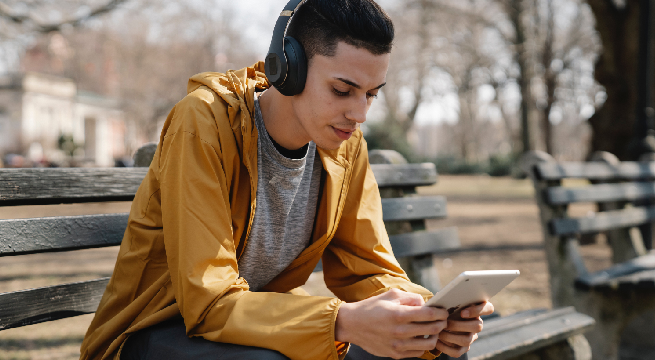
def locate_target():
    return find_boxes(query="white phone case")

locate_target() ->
[424,270,520,314]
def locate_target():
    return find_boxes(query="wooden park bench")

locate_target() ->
[523,150,655,359]
[0,145,593,360]
[468,306,593,360]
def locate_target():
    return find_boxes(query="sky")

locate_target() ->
[231,0,290,56]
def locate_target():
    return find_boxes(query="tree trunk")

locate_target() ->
[542,0,556,155]
[458,88,478,161]
[586,0,654,160]
[402,0,430,134]
[509,0,533,153]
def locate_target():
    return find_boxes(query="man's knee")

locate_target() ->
[121,318,290,360]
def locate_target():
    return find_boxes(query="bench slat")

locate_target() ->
[550,205,655,236]
[0,278,109,330]
[0,214,127,256]
[546,182,655,205]
[0,164,435,206]
[0,198,449,256]
[474,308,547,330]
[370,163,437,188]
[536,162,655,181]
[313,228,460,271]
[0,168,148,206]
[468,307,595,360]
[381,196,447,222]
[389,227,460,257]
[578,268,655,291]
[575,252,655,290]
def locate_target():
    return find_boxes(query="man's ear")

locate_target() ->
[275,36,307,96]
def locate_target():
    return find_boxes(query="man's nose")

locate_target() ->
[345,96,368,124]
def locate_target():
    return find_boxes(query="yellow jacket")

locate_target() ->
[80,62,435,360]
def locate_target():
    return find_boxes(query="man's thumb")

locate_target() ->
[387,289,425,306]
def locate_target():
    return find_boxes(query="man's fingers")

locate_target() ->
[395,320,447,338]
[385,288,425,306]
[391,335,440,353]
[439,330,478,347]
[461,301,494,318]
[480,301,494,316]
[394,305,448,323]
[446,318,484,333]
[436,339,470,358]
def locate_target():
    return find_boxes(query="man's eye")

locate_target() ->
[333,88,350,96]
[367,93,378,99]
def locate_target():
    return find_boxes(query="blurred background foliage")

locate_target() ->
[0,0,652,172]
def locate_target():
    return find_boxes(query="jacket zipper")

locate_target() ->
[237,114,257,262]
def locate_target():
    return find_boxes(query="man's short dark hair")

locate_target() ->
[286,0,394,61]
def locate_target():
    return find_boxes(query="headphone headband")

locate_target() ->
[265,0,307,94]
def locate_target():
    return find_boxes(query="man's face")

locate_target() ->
[290,41,391,150]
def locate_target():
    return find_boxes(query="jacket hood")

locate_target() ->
[187,61,270,117]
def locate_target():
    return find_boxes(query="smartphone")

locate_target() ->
[424,270,520,314]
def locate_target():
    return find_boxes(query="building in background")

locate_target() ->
[0,72,126,167]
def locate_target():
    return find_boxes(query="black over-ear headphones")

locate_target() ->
[265,0,308,96]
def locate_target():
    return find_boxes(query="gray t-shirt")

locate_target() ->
[237,98,323,291]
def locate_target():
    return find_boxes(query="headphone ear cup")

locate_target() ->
[276,36,307,96]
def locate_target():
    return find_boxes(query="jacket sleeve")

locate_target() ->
[322,137,434,303]
[322,139,439,360]
[158,94,344,360]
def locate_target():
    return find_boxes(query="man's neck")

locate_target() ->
[258,88,311,151]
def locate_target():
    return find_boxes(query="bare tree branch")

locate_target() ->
[0,0,129,33]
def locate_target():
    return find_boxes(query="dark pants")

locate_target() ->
[121,318,467,360]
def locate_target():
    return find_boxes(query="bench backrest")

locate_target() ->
[529,152,654,250]
[0,150,453,330]
[369,150,460,293]
[524,150,655,304]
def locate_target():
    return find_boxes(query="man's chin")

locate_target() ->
[316,139,344,151]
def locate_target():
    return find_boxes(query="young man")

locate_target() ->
[80,1,492,359]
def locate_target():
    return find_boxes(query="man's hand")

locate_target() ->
[435,301,494,358]
[335,289,448,359]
